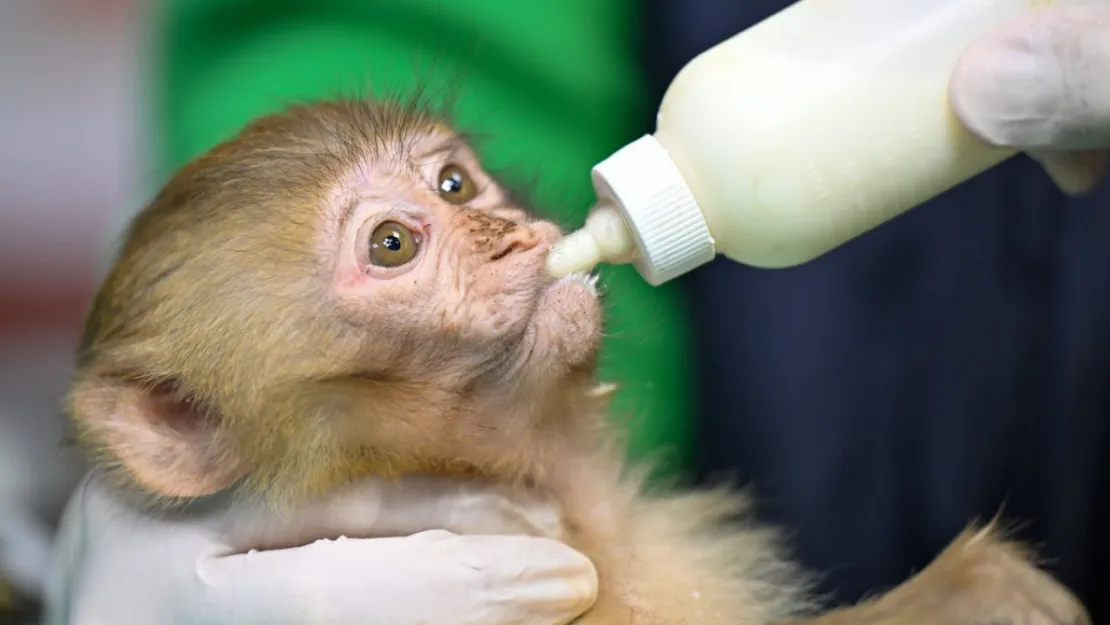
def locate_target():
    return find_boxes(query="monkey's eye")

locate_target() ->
[437,164,478,204]
[368,221,420,267]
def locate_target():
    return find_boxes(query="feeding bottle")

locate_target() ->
[547,0,1107,286]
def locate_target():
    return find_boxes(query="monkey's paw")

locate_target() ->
[927,526,1090,625]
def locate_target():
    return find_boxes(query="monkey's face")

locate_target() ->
[69,100,606,502]
[326,128,604,387]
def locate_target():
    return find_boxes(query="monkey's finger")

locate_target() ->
[197,530,598,625]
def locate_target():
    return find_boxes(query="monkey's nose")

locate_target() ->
[488,225,541,262]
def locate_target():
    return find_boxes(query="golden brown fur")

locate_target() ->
[67,95,1089,625]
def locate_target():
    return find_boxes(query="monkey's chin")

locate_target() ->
[551,271,600,296]
[524,271,603,373]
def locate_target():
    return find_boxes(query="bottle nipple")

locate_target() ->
[547,228,604,277]
[547,202,638,278]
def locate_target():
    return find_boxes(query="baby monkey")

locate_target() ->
[68,96,1089,625]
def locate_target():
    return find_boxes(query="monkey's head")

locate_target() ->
[69,99,605,505]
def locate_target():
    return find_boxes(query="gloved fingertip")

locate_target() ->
[948,15,1066,149]
[1029,150,1108,196]
[509,566,599,625]
[949,42,1005,145]
[498,536,598,617]
[568,552,599,612]
[540,543,598,620]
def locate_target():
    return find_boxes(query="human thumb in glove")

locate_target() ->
[951,5,1110,195]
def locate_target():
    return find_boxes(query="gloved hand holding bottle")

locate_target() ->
[950,4,1109,196]
[547,0,1110,286]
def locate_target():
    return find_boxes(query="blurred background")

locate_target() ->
[1,0,141,618]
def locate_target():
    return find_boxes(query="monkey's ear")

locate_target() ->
[68,376,244,498]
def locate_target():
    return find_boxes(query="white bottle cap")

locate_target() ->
[591,134,716,285]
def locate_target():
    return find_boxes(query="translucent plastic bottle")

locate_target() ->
[547,0,1107,286]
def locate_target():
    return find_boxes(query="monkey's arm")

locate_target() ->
[782,525,1088,625]
[42,472,597,625]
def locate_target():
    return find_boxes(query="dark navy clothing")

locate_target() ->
[642,0,1110,618]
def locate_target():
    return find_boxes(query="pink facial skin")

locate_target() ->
[324,129,604,398]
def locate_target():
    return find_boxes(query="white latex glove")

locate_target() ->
[0,345,87,602]
[950,5,1110,195]
[0,504,54,600]
[43,470,597,625]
